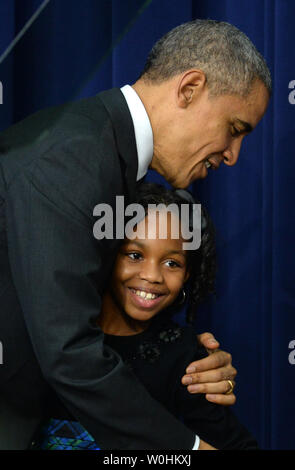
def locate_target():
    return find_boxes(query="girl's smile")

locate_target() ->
[127,286,167,310]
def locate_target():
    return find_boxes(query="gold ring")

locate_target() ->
[225,379,234,395]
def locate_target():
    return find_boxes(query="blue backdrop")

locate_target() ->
[0,0,294,450]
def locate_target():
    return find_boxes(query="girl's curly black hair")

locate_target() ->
[132,182,217,324]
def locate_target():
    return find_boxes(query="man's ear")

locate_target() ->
[177,69,207,108]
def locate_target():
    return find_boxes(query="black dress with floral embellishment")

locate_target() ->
[31,314,258,450]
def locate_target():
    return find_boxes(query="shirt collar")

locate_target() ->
[120,85,153,181]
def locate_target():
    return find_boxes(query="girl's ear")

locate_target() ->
[184,269,190,284]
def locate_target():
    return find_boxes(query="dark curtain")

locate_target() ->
[0,0,294,450]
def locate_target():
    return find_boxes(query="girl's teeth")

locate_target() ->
[134,290,157,300]
[205,160,211,168]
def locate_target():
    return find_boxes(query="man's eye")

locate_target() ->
[231,127,240,137]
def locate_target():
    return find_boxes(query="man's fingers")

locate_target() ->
[182,364,237,386]
[185,350,234,374]
[184,335,237,407]
[197,332,220,351]
[205,393,237,406]
[185,380,236,394]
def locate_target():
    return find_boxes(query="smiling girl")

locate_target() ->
[33,183,257,450]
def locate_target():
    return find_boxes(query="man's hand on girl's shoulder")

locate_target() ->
[181,332,237,406]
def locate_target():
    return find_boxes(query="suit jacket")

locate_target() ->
[0,88,195,449]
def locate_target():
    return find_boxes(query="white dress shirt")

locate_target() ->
[120,84,200,451]
[120,84,153,181]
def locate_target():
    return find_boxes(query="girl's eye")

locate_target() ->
[126,252,142,261]
[165,260,182,268]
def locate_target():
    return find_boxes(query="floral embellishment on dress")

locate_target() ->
[123,323,183,366]
[158,326,182,343]
[138,342,161,363]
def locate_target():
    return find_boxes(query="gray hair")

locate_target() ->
[140,19,272,97]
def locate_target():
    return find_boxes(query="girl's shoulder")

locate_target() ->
[150,315,208,361]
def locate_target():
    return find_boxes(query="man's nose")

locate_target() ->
[223,137,243,167]
[139,261,163,283]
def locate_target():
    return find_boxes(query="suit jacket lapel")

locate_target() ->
[97,88,138,203]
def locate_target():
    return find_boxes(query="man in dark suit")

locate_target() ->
[0,20,270,449]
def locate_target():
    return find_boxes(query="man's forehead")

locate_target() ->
[244,81,269,119]
[231,83,269,129]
